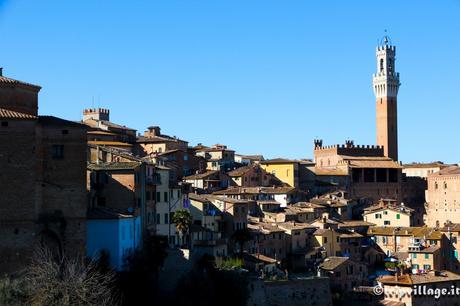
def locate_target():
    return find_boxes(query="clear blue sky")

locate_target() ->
[1,0,459,163]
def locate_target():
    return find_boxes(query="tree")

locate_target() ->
[231,228,252,256]
[119,236,167,306]
[172,209,192,247]
[1,246,119,306]
[171,255,249,306]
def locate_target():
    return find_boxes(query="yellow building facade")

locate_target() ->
[260,159,299,188]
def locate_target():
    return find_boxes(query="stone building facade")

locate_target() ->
[0,72,87,273]
[313,141,403,203]
[425,166,460,227]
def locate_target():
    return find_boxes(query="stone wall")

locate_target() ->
[247,277,332,306]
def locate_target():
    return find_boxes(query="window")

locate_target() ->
[412,253,417,259]
[164,213,169,224]
[323,237,328,243]
[454,250,458,259]
[412,264,419,269]
[383,211,388,215]
[51,145,64,159]
[62,129,69,135]
[384,221,390,225]
[396,214,400,220]
[156,192,161,202]
[156,213,160,224]
[425,253,429,259]
[424,264,431,270]
[146,191,151,201]
[375,213,382,219]
[164,192,168,202]
[1,121,8,127]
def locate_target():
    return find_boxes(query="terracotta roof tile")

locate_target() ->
[0,76,41,90]
[0,108,37,119]
[184,170,219,180]
[87,162,140,171]
[319,257,349,270]
[260,158,299,164]
[227,164,259,177]
[38,116,87,128]
[88,141,133,147]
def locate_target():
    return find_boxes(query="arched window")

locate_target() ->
[380,59,384,72]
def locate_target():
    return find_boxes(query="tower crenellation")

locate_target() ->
[82,108,110,122]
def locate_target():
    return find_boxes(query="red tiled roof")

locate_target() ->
[0,108,37,119]
[227,164,258,177]
[0,76,41,90]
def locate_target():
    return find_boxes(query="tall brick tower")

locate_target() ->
[373,35,400,161]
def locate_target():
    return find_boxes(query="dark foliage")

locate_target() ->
[118,236,167,306]
[168,256,249,306]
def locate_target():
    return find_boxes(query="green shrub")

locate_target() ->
[216,257,244,270]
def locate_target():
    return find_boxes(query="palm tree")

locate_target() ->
[231,228,252,256]
[172,209,192,247]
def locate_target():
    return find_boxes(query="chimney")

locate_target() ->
[145,126,161,137]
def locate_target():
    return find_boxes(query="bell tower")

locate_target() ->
[373,35,400,161]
